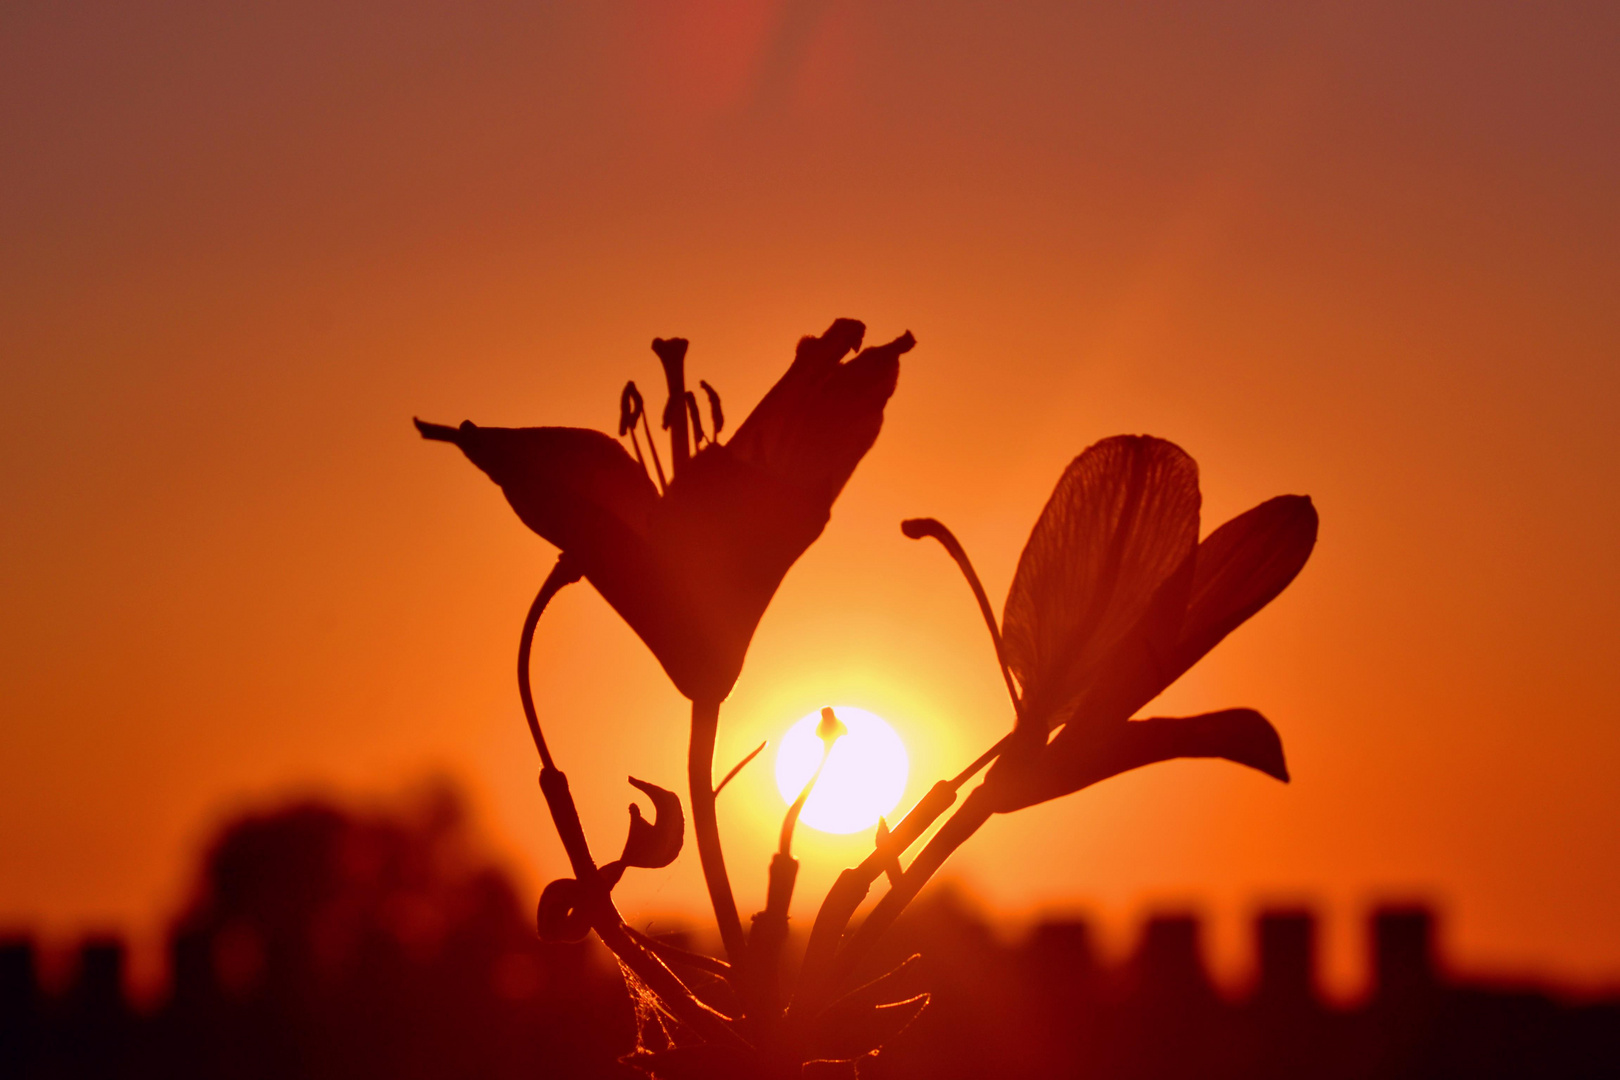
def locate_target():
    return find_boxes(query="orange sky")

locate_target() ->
[4,2,1618,994]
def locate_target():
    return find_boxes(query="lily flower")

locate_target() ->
[416,319,914,704]
[976,435,1318,811]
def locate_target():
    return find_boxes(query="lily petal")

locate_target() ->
[1001,436,1201,733]
[1174,495,1318,676]
[414,420,658,562]
[727,320,914,504]
[417,322,910,703]
[988,708,1288,810]
[1108,709,1290,782]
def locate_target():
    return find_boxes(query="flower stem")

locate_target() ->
[788,780,958,1019]
[518,560,745,1048]
[518,558,583,769]
[752,715,844,1031]
[835,787,994,982]
[689,699,748,970]
[901,518,1024,723]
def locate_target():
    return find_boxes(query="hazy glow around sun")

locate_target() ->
[774,706,909,834]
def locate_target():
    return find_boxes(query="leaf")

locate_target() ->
[1001,436,1201,734]
[617,777,684,870]
[536,878,591,942]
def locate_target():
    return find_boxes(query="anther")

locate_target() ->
[699,380,724,439]
[618,381,644,437]
[651,337,691,475]
[685,390,706,446]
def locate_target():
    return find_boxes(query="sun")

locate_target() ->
[774,706,909,834]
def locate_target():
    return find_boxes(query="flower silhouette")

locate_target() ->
[980,435,1318,811]
[416,319,914,703]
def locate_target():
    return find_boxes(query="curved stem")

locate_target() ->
[753,722,841,1028]
[901,518,1024,723]
[779,734,836,857]
[518,558,583,768]
[689,699,747,968]
[713,740,767,798]
[517,560,744,1048]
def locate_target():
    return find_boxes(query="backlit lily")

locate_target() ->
[415,318,914,704]
[824,436,1318,990]
[981,434,1318,811]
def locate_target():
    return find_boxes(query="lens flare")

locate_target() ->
[773,706,908,834]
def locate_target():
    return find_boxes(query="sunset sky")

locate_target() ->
[4,2,1618,995]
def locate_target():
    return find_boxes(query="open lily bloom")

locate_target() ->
[981,435,1318,812]
[417,319,914,703]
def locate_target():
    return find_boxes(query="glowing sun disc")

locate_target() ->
[774,706,909,834]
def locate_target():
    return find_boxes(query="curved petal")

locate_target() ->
[642,443,829,701]
[616,777,685,870]
[726,320,913,505]
[1001,436,1201,733]
[985,708,1288,811]
[416,418,715,691]
[414,419,658,556]
[1173,495,1318,676]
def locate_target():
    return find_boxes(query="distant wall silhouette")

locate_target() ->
[858,893,1620,1080]
[3,794,1616,1078]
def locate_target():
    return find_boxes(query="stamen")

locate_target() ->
[699,380,724,439]
[901,518,1025,724]
[618,381,657,489]
[651,337,691,476]
[618,381,644,437]
[639,406,667,493]
[685,390,706,447]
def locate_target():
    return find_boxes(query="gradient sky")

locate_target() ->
[4,2,1618,994]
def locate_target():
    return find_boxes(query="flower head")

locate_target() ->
[417,319,914,703]
[979,435,1318,811]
